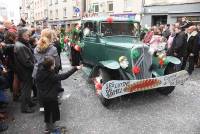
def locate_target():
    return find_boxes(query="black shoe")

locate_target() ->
[58,87,64,93]
[21,107,35,113]
[29,101,36,107]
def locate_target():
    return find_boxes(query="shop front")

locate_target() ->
[142,2,200,27]
[110,13,136,19]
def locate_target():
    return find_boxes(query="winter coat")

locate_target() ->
[168,31,187,58]
[36,65,77,102]
[32,43,61,79]
[167,33,175,49]
[0,32,4,42]
[53,40,62,70]
[149,35,163,51]
[186,31,199,56]
[197,31,200,50]
[3,44,15,71]
[53,40,61,57]
[14,41,35,81]
[0,65,9,90]
[143,31,154,44]
[162,29,170,40]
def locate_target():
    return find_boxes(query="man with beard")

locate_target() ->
[14,28,35,113]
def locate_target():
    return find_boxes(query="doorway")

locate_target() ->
[152,15,167,26]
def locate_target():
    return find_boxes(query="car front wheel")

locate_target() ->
[156,63,176,95]
[97,68,111,107]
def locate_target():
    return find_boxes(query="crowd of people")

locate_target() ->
[142,17,200,74]
[0,16,200,133]
[0,19,82,133]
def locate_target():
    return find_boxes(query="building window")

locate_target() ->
[177,16,200,25]
[55,0,58,4]
[40,0,42,7]
[55,9,58,19]
[152,15,167,26]
[108,1,113,12]
[124,0,133,11]
[38,1,39,8]
[93,3,99,13]
[63,8,67,17]
[50,10,53,19]
[50,0,52,5]
[44,9,48,17]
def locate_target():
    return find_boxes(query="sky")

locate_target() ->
[0,0,21,24]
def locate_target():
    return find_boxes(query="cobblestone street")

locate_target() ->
[3,53,200,134]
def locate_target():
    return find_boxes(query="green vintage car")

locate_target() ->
[77,17,189,106]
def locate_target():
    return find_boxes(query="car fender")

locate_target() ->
[99,60,120,70]
[166,56,181,65]
[152,56,181,77]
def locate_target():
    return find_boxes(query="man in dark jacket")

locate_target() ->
[181,26,199,75]
[196,24,200,66]
[167,26,187,59]
[14,28,35,113]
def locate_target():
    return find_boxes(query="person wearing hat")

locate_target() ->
[14,28,35,113]
[180,17,193,31]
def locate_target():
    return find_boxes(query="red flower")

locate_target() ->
[74,45,81,52]
[106,17,113,24]
[95,83,102,90]
[159,59,164,66]
[132,66,140,74]
[64,38,69,44]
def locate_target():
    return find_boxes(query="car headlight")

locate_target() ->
[119,56,129,69]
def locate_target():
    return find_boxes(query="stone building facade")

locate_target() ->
[142,0,200,27]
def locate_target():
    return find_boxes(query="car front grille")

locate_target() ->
[132,46,152,80]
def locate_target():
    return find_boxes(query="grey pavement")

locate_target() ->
[3,53,200,134]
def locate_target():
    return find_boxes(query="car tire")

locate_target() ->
[156,63,176,95]
[98,68,111,107]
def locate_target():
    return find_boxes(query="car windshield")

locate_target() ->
[101,22,140,37]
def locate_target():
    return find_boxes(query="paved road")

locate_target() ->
[3,53,200,134]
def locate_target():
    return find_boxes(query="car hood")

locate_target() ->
[102,36,141,49]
